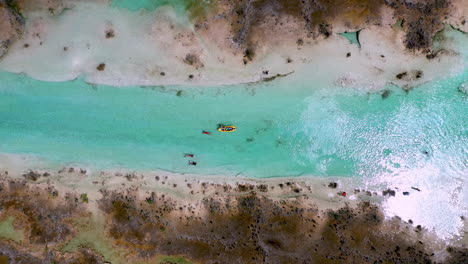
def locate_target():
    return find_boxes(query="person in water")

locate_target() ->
[184,154,194,158]
[203,131,211,135]
[188,161,197,166]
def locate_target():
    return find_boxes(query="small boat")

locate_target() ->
[218,125,237,132]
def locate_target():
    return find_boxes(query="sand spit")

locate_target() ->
[0,0,465,88]
[0,167,466,264]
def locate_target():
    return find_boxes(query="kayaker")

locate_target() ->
[338,191,347,197]
[202,131,211,135]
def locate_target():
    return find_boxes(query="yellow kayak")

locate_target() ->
[218,126,237,132]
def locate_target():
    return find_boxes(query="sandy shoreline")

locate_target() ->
[0,153,381,211]
[0,1,466,90]
[0,157,466,263]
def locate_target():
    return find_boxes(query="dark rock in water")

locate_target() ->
[381,90,391,99]
[328,182,338,188]
[458,82,468,95]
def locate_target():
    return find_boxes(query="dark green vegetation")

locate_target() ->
[99,190,460,264]
[0,0,24,58]
[194,0,457,52]
[0,175,466,263]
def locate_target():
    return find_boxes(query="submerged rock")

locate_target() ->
[459,82,468,95]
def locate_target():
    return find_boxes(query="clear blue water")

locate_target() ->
[339,32,360,46]
[111,0,211,16]
[0,69,466,178]
[111,0,189,11]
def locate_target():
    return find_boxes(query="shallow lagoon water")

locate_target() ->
[111,0,211,17]
[0,70,466,180]
[1,63,467,239]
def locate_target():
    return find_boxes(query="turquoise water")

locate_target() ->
[111,0,189,11]
[339,32,360,46]
[111,0,212,16]
[0,70,466,178]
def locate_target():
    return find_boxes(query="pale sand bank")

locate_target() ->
[0,1,466,90]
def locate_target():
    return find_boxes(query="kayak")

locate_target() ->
[218,126,237,132]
